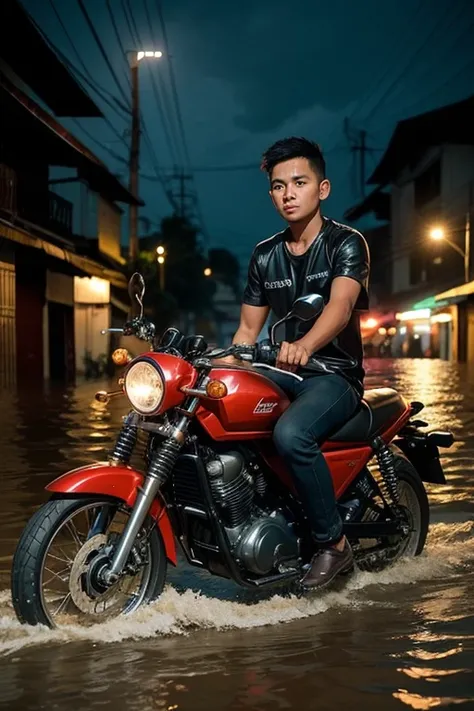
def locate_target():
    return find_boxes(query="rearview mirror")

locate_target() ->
[128,272,145,319]
[289,294,324,321]
[270,293,324,345]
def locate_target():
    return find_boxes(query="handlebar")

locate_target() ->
[209,342,280,366]
[100,318,156,343]
[212,342,333,374]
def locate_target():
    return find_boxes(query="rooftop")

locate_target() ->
[1,73,141,207]
[368,95,474,186]
[0,0,102,118]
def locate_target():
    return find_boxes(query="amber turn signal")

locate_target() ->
[95,390,110,404]
[206,380,228,399]
[112,348,131,366]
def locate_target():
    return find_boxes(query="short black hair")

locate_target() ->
[261,136,326,180]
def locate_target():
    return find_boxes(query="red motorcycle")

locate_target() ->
[12,274,453,627]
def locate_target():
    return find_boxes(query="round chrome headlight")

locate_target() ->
[124,361,164,414]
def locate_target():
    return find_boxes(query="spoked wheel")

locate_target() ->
[11,498,167,628]
[352,453,429,572]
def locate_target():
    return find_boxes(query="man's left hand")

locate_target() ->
[276,340,311,372]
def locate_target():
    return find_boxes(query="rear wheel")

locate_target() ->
[351,454,429,572]
[11,497,167,628]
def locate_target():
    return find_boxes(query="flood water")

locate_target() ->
[1,358,474,710]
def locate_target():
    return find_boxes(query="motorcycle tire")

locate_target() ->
[355,451,429,571]
[11,496,167,628]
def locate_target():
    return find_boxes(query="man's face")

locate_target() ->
[269,157,330,223]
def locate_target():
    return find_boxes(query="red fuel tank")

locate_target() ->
[196,365,290,441]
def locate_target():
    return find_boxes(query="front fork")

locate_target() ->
[101,413,190,585]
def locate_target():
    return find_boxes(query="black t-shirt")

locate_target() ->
[242,217,370,392]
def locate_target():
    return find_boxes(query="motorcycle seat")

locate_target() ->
[328,388,408,442]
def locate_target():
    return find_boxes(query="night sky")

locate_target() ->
[22,0,474,268]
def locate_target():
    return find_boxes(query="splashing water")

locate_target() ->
[1,521,473,657]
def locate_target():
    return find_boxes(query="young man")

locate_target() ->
[232,136,370,589]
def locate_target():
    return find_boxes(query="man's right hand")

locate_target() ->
[276,340,310,372]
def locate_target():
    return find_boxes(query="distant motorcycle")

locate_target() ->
[12,274,453,627]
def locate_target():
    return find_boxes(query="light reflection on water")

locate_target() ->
[0,359,473,710]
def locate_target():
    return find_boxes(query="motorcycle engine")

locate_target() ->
[205,450,299,575]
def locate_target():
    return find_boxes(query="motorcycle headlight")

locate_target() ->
[124,361,164,414]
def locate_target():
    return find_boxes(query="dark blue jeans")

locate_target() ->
[264,370,360,545]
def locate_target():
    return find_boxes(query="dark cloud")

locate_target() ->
[20,0,474,263]
[164,0,416,132]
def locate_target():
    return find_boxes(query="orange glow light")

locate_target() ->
[206,380,228,399]
[362,317,378,329]
[112,348,131,366]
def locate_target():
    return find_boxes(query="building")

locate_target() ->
[0,0,140,386]
[345,95,474,359]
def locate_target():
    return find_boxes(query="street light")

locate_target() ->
[137,51,163,61]
[204,267,212,277]
[156,245,166,291]
[429,227,445,241]
[428,218,471,283]
[127,50,164,264]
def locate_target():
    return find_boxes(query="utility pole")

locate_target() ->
[465,185,471,283]
[345,119,369,199]
[127,50,163,264]
[169,172,194,218]
[128,52,140,264]
[351,129,367,199]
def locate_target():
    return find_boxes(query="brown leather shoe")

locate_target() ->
[300,539,354,590]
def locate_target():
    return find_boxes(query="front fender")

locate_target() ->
[46,463,177,565]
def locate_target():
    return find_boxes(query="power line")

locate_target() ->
[322,0,431,153]
[45,0,131,153]
[142,0,184,168]
[377,15,474,121]
[141,124,179,211]
[121,1,183,208]
[151,0,210,240]
[378,37,474,127]
[123,0,142,46]
[76,0,131,107]
[124,0,184,168]
[363,0,465,124]
[25,9,131,122]
[70,118,127,164]
[153,0,192,169]
[100,0,177,211]
[348,0,430,124]
[104,0,133,91]
[47,0,130,117]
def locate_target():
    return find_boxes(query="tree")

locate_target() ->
[135,215,217,333]
[209,248,241,298]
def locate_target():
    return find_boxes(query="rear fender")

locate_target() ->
[393,430,454,484]
[46,463,177,565]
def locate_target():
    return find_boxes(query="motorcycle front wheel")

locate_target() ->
[11,497,167,628]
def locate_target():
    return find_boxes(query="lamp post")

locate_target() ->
[156,245,166,291]
[429,213,471,284]
[127,50,163,264]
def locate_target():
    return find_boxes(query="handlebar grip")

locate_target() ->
[256,342,279,366]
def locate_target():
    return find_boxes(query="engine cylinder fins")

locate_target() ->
[205,451,255,529]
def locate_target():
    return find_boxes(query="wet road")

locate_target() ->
[1,358,474,710]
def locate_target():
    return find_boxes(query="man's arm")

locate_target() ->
[211,304,269,367]
[233,303,270,345]
[277,277,361,369]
